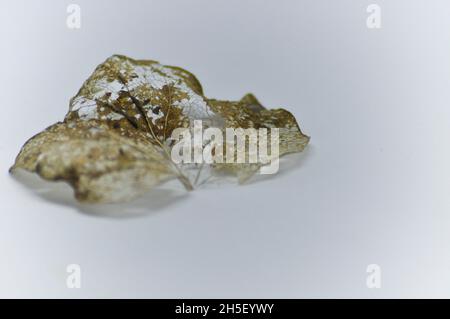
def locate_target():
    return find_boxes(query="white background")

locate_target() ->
[1,0,450,298]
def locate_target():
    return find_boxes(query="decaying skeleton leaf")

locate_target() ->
[10,55,310,203]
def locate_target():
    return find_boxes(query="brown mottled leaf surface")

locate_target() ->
[11,55,310,203]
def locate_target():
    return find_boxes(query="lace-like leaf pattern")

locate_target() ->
[11,55,310,203]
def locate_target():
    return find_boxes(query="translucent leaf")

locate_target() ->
[11,120,175,202]
[11,55,310,203]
